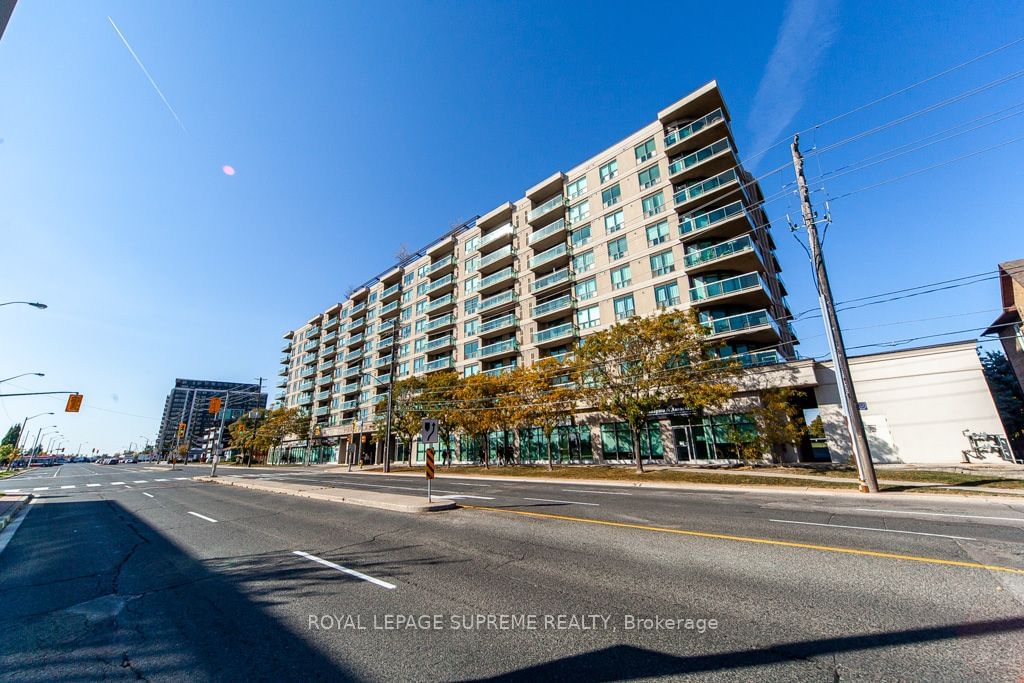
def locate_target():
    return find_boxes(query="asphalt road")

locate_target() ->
[1,462,1023,681]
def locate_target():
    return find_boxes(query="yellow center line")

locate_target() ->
[461,505,1024,576]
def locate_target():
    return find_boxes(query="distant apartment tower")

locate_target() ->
[278,81,796,455]
[156,378,267,455]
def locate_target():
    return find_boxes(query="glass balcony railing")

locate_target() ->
[689,272,767,302]
[377,373,392,385]
[668,138,732,176]
[479,289,517,312]
[301,353,317,364]
[341,400,358,411]
[376,355,392,368]
[314,406,330,416]
[344,349,364,362]
[340,382,359,393]
[483,365,516,377]
[532,294,573,318]
[673,168,739,206]
[480,266,516,289]
[299,380,314,391]
[425,335,453,352]
[479,313,517,335]
[301,367,316,378]
[318,360,334,372]
[703,309,779,336]
[684,234,762,268]
[531,267,571,292]
[349,302,366,316]
[428,255,455,274]
[527,218,567,246]
[425,357,453,371]
[479,339,518,358]
[679,200,747,237]
[380,300,399,315]
[379,318,396,332]
[479,244,514,270]
[317,375,332,386]
[308,326,321,336]
[323,330,337,343]
[479,223,514,249]
[733,349,784,367]
[426,294,455,312]
[664,108,725,147]
[303,340,318,351]
[347,332,364,346]
[533,322,576,344]
[297,394,313,406]
[315,390,331,401]
[427,274,455,293]
[529,242,567,269]
[528,194,565,221]
[382,283,401,299]
[425,314,456,332]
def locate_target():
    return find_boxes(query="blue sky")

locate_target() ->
[1,0,1022,453]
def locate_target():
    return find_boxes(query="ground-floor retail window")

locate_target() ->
[518,426,593,463]
[600,421,664,459]
[672,413,754,461]
[415,437,457,464]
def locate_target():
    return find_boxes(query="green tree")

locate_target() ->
[453,372,501,468]
[728,388,807,464]
[374,376,426,466]
[512,358,577,470]
[0,443,15,465]
[420,370,462,466]
[1,424,21,447]
[575,310,737,473]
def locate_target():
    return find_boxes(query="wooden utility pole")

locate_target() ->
[792,134,879,493]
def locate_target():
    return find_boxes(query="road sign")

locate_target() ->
[208,397,222,414]
[65,393,83,413]
[425,447,435,479]
[420,419,438,444]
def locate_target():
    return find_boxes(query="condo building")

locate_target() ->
[277,81,798,463]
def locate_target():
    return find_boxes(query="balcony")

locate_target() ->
[343,365,360,379]
[528,242,569,271]
[348,316,367,333]
[280,343,291,353]
[346,332,364,347]
[301,353,317,365]
[532,293,574,322]
[426,273,456,295]
[381,282,401,302]
[317,375,333,386]
[323,330,338,343]
[532,322,576,347]
[679,200,752,242]
[425,357,454,372]
[279,354,289,366]
[683,235,766,275]
[341,400,358,411]
[302,340,318,352]
[301,367,316,379]
[478,289,517,314]
[424,313,456,332]
[321,344,337,357]
[349,302,366,317]
[428,254,456,277]
[377,372,392,385]
[479,338,519,359]
[344,348,364,362]
[340,382,359,394]
[527,217,568,251]
[729,349,785,368]
[483,365,516,377]
[318,359,335,372]
[531,267,572,294]
[704,309,782,343]
[667,138,734,184]
[376,355,393,368]
[479,312,518,336]
[478,266,517,295]
[378,335,394,349]
[673,168,741,212]
[307,326,321,337]
[528,193,565,224]
[478,223,514,252]
[315,390,331,401]
[425,334,454,352]
[478,244,516,274]
[379,300,400,318]
[297,394,313,406]
[314,406,330,417]
[324,316,341,331]
[663,108,727,154]
[426,293,456,314]
[378,318,396,333]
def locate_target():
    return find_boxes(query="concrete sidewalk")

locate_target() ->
[195,476,456,513]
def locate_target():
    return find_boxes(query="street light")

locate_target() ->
[0,372,45,384]
[0,301,47,309]
[13,411,54,452]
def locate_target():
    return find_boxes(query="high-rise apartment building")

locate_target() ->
[278,81,797,460]
[156,378,267,456]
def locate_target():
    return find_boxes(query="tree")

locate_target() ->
[452,372,501,468]
[512,358,577,470]
[575,310,737,473]
[251,406,307,462]
[0,443,15,465]
[490,370,520,465]
[2,424,21,447]
[228,409,269,465]
[728,388,807,464]
[374,376,426,466]
[420,370,462,466]
[980,349,1024,456]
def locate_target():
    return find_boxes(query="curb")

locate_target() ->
[0,494,32,533]
[194,476,456,513]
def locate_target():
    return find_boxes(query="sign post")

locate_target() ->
[421,419,438,502]
[425,447,435,502]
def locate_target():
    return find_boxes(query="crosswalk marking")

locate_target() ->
[110,481,126,485]
[60,485,76,489]
[87,484,101,487]
[133,480,148,484]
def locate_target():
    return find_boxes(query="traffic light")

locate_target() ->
[65,393,84,413]
[208,397,222,414]
[177,422,186,439]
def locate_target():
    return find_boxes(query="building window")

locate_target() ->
[646,220,670,246]
[650,249,675,276]
[577,304,600,330]
[465,296,479,315]
[415,300,426,314]
[399,342,410,356]
[403,272,415,286]
[599,159,618,183]
[414,338,425,353]
[464,255,478,274]
[635,138,656,163]
[463,364,479,378]
[464,319,478,336]
[397,361,409,377]
[613,294,635,320]
[401,290,412,303]
[573,250,595,273]
[654,281,681,308]
[464,235,481,254]
[600,421,664,458]
[607,236,628,261]
[568,199,590,225]
[610,265,631,290]
[642,191,665,217]
[401,308,411,321]
[604,210,624,234]
[571,223,591,247]
[575,277,597,301]
[465,275,479,294]
[413,357,425,373]
[601,184,621,208]
[567,176,587,200]
[638,164,661,189]
[417,282,428,296]
[417,264,428,278]
[414,318,426,334]
[464,340,479,360]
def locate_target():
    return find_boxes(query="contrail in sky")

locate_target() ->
[107,16,188,133]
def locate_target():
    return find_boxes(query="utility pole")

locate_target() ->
[792,134,878,493]
[383,326,400,473]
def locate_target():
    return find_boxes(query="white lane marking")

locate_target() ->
[133,480,148,484]
[155,479,169,482]
[186,511,218,523]
[142,492,155,498]
[0,504,32,556]
[523,497,600,506]
[769,519,977,541]
[32,487,49,491]
[435,481,492,488]
[60,485,76,489]
[52,466,62,478]
[110,481,126,485]
[562,489,633,496]
[1,489,20,493]
[855,508,1024,523]
[87,483,101,487]
[293,550,396,590]
[174,478,189,481]
[437,494,495,500]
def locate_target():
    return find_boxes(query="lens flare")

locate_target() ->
[222,165,236,176]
